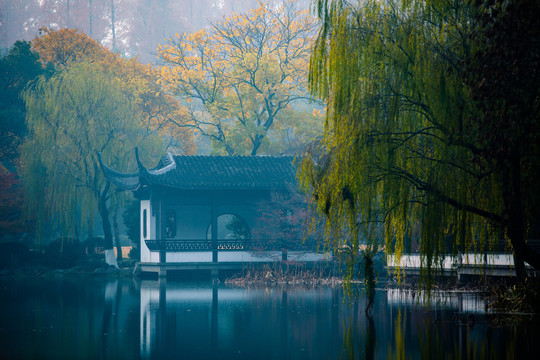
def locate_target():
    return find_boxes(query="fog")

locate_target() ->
[0,0,312,62]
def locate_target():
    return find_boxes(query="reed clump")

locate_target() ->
[487,279,540,315]
[225,262,342,287]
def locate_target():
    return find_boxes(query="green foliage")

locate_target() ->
[0,241,29,269]
[128,246,140,261]
[252,186,324,248]
[300,0,529,282]
[225,216,251,240]
[0,41,49,238]
[21,61,162,249]
[43,238,86,269]
[123,198,140,245]
[0,40,46,160]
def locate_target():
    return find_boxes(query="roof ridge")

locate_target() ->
[172,154,295,158]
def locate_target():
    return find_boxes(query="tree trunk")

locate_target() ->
[251,135,263,155]
[87,218,94,257]
[111,0,116,51]
[503,150,540,281]
[89,0,93,38]
[98,182,118,268]
[113,210,122,261]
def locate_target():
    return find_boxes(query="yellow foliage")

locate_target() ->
[32,27,195,155]
[156,0,317,155]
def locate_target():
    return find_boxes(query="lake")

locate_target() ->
[0,277,537,359]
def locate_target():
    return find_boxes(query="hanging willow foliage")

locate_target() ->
[22,61,162,255]
[300,0,509,283]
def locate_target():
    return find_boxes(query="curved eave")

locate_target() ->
[98,153,141,192]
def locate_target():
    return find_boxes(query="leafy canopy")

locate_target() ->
[158,0,323,155]
[0,40,47,160]
[32,28,196,154]
[22,60,162,247]
[300,0,518,278]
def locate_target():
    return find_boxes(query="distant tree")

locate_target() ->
[0,165,27,236]
[158,0,322,155]
[252,185,323,249]
[0,40,46,160]
[32,28,111,69]
[21,61,163,266]
[0,40,47,239]
[32,27,196,153]
[123,198,140,246]
[2,0,309,63]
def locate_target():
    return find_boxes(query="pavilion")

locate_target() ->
[99,150,330,277]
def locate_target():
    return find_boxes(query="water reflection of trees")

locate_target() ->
[387,305,524,359]
[0,278,140,359]
[338,288,537,359]
[2,279,535,358]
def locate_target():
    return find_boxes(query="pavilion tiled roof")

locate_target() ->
[100,153,298,191]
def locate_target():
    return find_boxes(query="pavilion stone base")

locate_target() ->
[134,251,333,279]
[163,251,331,263]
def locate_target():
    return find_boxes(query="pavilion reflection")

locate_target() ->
[139,280,341,359]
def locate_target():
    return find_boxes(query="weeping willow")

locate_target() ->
[22,61,162,265]
[300,0,509,283]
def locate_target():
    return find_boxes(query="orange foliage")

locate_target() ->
[32,28,196,154]
[32,28,111,68]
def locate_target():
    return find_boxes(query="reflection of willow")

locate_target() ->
[390,308,510,359]
[341,249,378,358]
[416,313,509,359]
[363,251,375,314]
[342,249,377,314]
[102,280,122,359]
[391,309,406,360]
[342,312,376,359]
[366,314,376,360]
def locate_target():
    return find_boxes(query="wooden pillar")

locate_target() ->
[211,204,218,263]
[159,196,167,264]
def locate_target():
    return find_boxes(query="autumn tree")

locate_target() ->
[32,27,112,69]
[22,61,163,266]
[32,28,195,154]
[300,0,540,282]
[158,0,323,155]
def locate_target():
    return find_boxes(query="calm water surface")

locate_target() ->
[0,277,537,359]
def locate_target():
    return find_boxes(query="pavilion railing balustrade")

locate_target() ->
[144,238,316,252]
